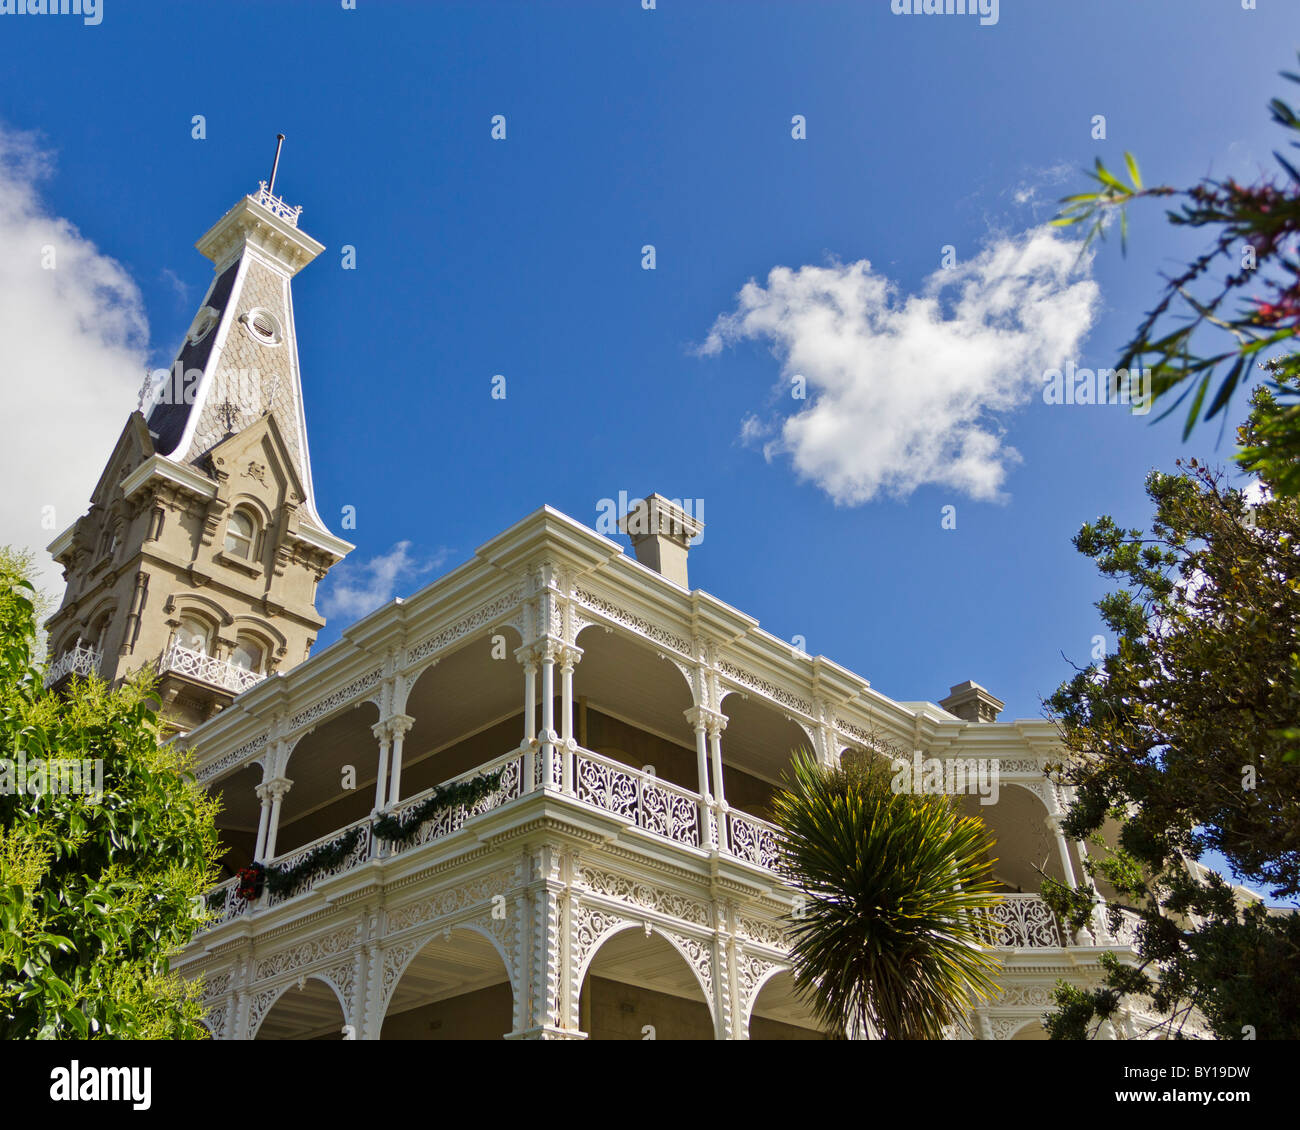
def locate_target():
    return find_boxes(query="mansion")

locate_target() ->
[43,178,1170,1041]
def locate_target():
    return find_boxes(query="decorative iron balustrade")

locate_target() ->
[725,809,784,872]
[252,182,303,226]
[573,749,702,849]
[266,820,372,906]
[385,751,524,856]
[44,644,101,687]
[200,877,248,931]
[159,643,266,695]
[979,894,1063,948]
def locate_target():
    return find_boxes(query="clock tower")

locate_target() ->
[43,171,351,734]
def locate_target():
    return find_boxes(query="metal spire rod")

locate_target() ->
[267,133,285,196]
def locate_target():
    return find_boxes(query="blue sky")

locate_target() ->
[1,2,1294,899]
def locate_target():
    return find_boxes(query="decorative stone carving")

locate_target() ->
[736,915,789,949]
[196,733,267,783]
[572,588,692,656]
[254,927,357,982]
[405,588,525,667]
[736,950,784,1036]
[247,986,282,1039]
[576,867,711,927]
[386,869,517,935]
[718,660,814,718]
[288,668,383,732]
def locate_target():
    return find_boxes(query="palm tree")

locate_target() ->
[770,749,1003,1039]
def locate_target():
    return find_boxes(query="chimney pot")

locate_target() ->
[618,494,704,590]
[939,680,1005,724]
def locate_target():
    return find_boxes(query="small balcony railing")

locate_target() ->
[44,644,101,688]
[158,643,266,695]
[978,894,1064,949]
[252,182,303,226]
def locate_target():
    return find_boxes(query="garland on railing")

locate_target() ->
[371,768,504,848]
[264,826,365,898]
[206,885,231,912]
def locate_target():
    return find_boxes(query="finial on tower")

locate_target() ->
[267,132,285,196]
[252,132,303,227]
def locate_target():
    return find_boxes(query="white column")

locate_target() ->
[1045,814,1078,888]
[539,643,557,789]
[708,717,728,851]
[263,778,292,860]
[386,715,416,808]
[684,707,716,848]
[519,648,538,792]
[708,720,728,809]
[371,721,392,811]
[253,783,272,860]
[559,645,581,794]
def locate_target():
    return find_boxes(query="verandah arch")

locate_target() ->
[576,920,714,1040]
[381,925,516,1040]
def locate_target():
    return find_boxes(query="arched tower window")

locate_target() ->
[230,636,265,674]
[176,615,211,654]
[224,509,257,559]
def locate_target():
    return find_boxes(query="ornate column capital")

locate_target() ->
[684,704,727,735]
[259,776,292,802]
[381,713,416,740]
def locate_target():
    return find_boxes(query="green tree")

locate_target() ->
[1043,383,1300,1039]
[770,750,1003,1040]
[0,549,222,1039]
[1053,56,1300,494]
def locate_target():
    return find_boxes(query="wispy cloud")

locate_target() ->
[0,123,149,599]
[319,541,449,623]
[699,226,1099,504]
[160,266,188,304]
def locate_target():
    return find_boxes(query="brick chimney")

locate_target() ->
[618,494,704,590]
[939,680,1005,724]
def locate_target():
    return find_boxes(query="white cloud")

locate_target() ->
[0,123,149,599]
[699,226,1100,504]
[319,541,449,623]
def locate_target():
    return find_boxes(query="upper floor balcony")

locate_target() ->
[43,643,101,688]
[158,642,266,695]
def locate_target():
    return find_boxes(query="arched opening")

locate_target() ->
[381,928,513,1040]
[276,699,381,855]
[716,691,814,820]
[207,762,262,878]
[255,976,347,1040]
[960,785,1066,893]
[175,613,212,654]
[392,626,525,804]
[748,969,833,1040]
[230,635,265,675]
[572,626,697,793]
[579,926,713,1040]
[1011,1019,1050,1040]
